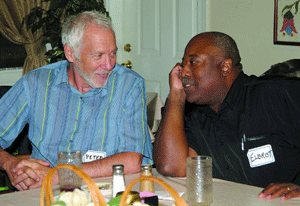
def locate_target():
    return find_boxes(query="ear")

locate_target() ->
[64,44,76,63]
[220,59,233,77]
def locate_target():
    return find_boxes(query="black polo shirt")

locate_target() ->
[185,72,300,187]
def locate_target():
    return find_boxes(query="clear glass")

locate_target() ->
[186,156,213,206]
[57,150,82,192]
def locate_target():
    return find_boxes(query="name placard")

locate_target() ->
[247,144,275,168]
[82,150,106,163]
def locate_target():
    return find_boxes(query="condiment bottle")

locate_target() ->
[140,164,154,193]
[112,164,126,197]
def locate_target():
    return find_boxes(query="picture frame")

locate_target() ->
[274,0,300,46]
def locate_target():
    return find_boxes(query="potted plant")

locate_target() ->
[23,0,109,63]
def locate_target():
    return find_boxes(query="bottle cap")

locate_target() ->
[113,164,124,174]
[141,164,152,170]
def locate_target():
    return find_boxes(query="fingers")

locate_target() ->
[12,166,40,186]
[258,182,300,200]
[28,180,44,190]
[15,178,37,191]
[36,159,51,166]
[10,159,50,190]
[170,63,183,76]
[281,187,300,200]
[169,63,186,94]
[10,169,34,191]
[14,181,28,191]
[258,183,280,198]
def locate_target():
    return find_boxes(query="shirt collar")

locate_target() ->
[53,60,70,86]
[220,71,247,111]
[196,71,247,118]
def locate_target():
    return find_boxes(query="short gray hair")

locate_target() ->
[61,11,113,58]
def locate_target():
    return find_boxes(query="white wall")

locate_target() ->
[207,0,300,76]
[2,1,299,86]
[0,69,22,86]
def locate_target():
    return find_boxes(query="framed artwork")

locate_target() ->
[274,0,300,46]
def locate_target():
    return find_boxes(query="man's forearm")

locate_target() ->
[0,147,16,171]
[154,91,188,177]
[81,152,142,179]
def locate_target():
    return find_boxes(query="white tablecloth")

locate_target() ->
[1,169,299,205]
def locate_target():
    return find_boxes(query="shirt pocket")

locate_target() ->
[243,133,273,151]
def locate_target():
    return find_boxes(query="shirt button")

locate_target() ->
[69,140,73,143]
[227,165,230,170]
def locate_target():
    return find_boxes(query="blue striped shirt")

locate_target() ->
[0,60,153,166]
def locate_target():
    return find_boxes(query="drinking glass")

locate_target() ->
[186,156,213,206]
[57,150,82,192]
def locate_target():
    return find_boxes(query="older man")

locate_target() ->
[0,11,152,190]
[153,31,300,200]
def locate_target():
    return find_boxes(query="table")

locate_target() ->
[1,169,299,206]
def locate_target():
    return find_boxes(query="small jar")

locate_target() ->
[112,164,126,197]
[140,164,154,193]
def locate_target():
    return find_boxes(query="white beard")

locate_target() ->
[74,66,109,88]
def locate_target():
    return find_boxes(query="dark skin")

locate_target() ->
[153,33,300,200]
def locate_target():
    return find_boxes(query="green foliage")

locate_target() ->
[23,0,109,63]
[50,200,66,206]
[282,0,300,15]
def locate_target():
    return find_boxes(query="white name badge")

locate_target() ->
[82,150,106,163]
[247,144,275,168]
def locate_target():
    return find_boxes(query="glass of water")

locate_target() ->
[186,156,213,206]
[57,150,82,192]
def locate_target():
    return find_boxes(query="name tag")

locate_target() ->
[247,144,275,168]
[82,150,106,163]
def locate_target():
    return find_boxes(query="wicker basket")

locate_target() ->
[40,164,188,206]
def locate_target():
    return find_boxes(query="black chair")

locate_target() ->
[262,59,300,77]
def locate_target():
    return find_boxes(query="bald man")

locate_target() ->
[154,31,300,200]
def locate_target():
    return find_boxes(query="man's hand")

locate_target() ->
[168,63,186,106]
[169,63,185,92]
[8,158,52,190]
[153,63,189,177]
[258,182,300,200]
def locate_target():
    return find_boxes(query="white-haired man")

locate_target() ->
[0,11,153,190]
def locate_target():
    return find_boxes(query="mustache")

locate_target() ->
[95,71,112,76]
[181,78,195,88]
[181,78,194,84]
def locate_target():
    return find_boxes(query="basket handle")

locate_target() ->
[119,176,188,206]
[40,164,106,206]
